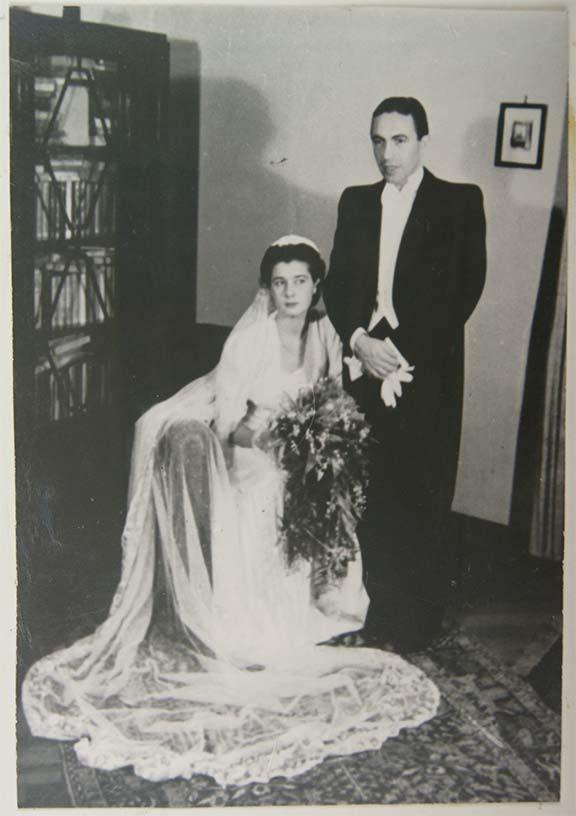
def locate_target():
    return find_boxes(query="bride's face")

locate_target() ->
[270,261,317,319]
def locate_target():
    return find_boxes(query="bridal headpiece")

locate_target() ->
[236,235,323,331]
[270,235,320,253]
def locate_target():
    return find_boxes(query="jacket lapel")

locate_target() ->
[356,171,436,327]
[360,181,385,316]
[393,168,435,298]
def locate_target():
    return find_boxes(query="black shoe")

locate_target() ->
[320,628,397,649]
[319,629,367,647]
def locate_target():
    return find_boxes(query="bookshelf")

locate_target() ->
[10,8,169,431]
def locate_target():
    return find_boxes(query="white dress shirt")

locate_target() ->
[350,164,424,350]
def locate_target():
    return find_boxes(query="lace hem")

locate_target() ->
[23,645,440,785]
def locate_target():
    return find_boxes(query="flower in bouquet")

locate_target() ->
[267,377,371,592]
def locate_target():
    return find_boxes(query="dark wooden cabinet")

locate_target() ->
[11,8,170,435]
[10,8,172,673]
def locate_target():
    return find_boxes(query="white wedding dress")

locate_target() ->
[22,295,440,786]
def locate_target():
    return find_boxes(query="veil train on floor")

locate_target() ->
[22,287,440,785]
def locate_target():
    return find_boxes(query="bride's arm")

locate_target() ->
[321,315,344,382]
[229,401,271,448]
[214,325,275,447]
[213,328,259,441]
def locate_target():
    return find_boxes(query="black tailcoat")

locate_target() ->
[324,168,486,645]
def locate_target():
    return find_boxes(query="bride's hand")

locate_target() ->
[230,420,256,448]
[230,402,271,448]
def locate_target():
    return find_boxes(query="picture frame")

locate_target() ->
[495,102,548,169]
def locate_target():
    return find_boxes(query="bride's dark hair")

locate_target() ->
[259,242,326,307]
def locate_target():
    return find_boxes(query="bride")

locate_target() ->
[22,235,440,787]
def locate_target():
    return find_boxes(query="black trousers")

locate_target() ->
[359,482,454,648]
[350,375,460,649]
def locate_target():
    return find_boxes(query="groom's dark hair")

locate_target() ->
[372,97,429,140]
[260,242,325,307]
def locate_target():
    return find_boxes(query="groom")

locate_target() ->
[324,97,486,651]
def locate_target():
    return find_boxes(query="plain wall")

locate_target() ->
[29,5,568,525]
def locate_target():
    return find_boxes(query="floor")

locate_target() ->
[16,530,563,807]
[14,375,563,806]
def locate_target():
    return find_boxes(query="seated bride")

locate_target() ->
[23,235,440,786]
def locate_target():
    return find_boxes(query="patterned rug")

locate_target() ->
[60,631,561,807]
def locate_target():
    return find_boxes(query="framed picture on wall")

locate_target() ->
[495,102,547,169]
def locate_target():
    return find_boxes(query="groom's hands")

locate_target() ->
[354,334,400,379]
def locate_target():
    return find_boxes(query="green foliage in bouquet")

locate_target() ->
[267,377,371,591]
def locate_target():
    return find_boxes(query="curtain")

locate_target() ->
[528,225,566,559]
[511,108,567,561]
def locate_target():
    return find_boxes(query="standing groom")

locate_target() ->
[324,97,486,651]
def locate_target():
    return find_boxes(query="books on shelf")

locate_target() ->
[35,248,116,331]
[35,166,116,242]
[34,247,117,424]
[34,52,118,145]
[48,333,92,367]
[35,340,114,424]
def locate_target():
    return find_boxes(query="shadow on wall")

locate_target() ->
[165,40,201,313]
[197,77,336,326]
[119,39,202,416]
[123,66,337,403]
[454,115,554,524]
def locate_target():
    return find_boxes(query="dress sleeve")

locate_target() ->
[213,315,277,440]
[320,315,343,383]
[212,329,252,440]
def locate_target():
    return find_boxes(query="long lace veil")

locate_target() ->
[24,287,279,702]
[22,265,440,787]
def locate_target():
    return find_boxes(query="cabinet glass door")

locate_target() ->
[33,54,120,423]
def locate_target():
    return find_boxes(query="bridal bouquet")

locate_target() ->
[267,377,371,590]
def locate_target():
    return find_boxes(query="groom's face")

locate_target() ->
[370,112,426,189]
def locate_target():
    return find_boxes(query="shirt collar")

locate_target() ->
[381,165,424,201]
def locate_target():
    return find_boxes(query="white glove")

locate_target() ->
[344,337,414,408]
